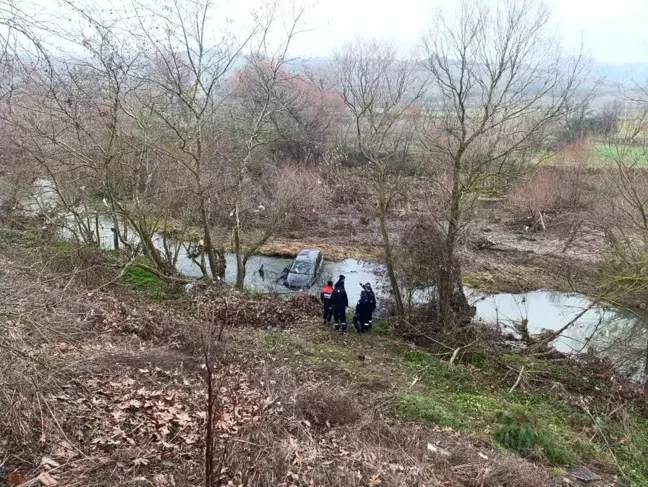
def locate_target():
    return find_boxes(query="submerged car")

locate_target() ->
[283,249,324,289]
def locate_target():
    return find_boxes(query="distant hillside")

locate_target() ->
[291,57,648,108]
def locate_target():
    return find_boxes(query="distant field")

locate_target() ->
[618,120,648,140]
[538,142,648,167]
[594,143,648,166]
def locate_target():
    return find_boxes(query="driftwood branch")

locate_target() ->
[530,303,595,352]
[449,340,478,365]
[509,366,525,393]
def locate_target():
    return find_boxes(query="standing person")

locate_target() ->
[362,283,376,332]
[330,275,348,332]
[355,283,376,333]
[353,283,367,333]
[320,280,334,326]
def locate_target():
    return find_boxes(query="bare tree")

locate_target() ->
[420,0,587,326]
[115,0,258,281]
[331,40,424,318]
[6,23,131,243]
[226,7,315,290]
[0,2,58,220]
[593,94,648,393]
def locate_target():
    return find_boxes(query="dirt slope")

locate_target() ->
[1,233,640,487]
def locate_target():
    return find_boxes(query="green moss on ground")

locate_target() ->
[398,347,648,485]
[123,266,183,300]
[253,325,648,486]
[0,227,37,246]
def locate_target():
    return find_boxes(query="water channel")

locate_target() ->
[26,179,644,373]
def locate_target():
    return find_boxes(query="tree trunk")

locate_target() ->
[94,213,100,247]
[141,230,174,275]
[110,211,120,250]
[198,196,225,281]
[644,325,648,397]
[232,214,245,288]
[234,252,246,290]
[204,231,225,281]
[233,171,245,289]
[439,154,463,327]
[378,173,404,318]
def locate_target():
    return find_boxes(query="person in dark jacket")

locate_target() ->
[353,283,366,332]
[356,283,376,332]
[330,276,348,331]
[320,280,334,325]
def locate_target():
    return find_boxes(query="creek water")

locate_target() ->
[25,179,643,372]
[470,290,636,355]
[27,179,385,306]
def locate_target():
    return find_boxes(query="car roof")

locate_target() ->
[295,249,321,261]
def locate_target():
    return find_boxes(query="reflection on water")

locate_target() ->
[470,289,646,379]
[468,290,635,354]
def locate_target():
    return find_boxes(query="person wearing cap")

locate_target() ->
[355,283,376,332]
[320,280,334,326]
[330,275,349,331]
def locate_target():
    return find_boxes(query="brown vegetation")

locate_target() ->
[0,236,583,487]
[2,0,648,484]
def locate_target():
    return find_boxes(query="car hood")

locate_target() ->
[286,272,311,288]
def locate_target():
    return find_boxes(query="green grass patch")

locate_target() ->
[0,226,36,245]
[123,266,182,300]
[387,342,648,479]
[261,331,356,364]
[398,347,479,393]
[124,266,161,289]
[396,393,460,428]
[262,331,291,348]
[595,143,648,167]
[495,405,574,464]
[371,321,389,334]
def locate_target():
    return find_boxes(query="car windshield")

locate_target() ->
[290,260,314,275]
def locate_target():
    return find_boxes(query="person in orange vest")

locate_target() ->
[320,280,334,326]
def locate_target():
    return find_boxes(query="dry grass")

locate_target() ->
[293,384,362,427]
[216,363,560,487]
[443,448,554,487]
[220,365,445,486]
[259,238,381,262]
[0,234,570,487]
[0,249,90,472]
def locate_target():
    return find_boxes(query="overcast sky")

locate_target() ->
[25,0,648,65]
[236,0,648,64]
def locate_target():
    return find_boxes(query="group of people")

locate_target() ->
[320,275,376,333]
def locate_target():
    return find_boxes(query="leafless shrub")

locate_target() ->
[398,221,445,287]
[0,251,89,472]
[41,243,121,287]
[443,451,554,487]
[293,385,362,427]
[510,152,593,226]
[324,169,372,208]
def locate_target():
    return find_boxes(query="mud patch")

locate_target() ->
[259,238,381,262]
